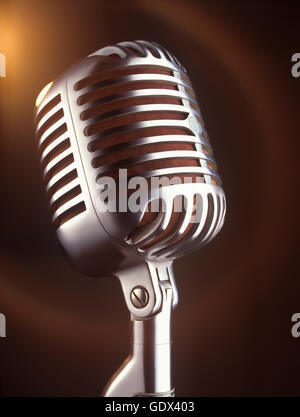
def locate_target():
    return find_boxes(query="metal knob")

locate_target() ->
[130,286,149,309]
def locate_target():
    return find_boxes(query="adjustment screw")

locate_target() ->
[130,286,149,309]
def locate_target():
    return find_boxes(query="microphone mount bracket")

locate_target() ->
[103,261,177,397]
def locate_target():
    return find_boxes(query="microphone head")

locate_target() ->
[34,41,226,276]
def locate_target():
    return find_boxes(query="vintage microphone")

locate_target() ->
[34,41,226,397]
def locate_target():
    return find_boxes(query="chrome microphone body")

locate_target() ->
[34,41,226,397]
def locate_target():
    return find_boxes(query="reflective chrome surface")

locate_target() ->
[104,262,175,397]
[34,41,226,397]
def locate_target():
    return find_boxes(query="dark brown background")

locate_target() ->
[0,0,299,396]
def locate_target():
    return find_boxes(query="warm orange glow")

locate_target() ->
[35,81,54,107]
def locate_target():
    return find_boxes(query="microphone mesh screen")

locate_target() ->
[73,41,221,256]
[35,94,86,228]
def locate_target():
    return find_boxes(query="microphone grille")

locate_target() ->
[34,41,225,267]
[126,192,226,259]
[35,92,87,228]
[74,41,220,187]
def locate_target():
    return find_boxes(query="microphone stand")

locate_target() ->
[103,261,177,397]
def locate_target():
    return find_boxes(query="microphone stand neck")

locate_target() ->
[103,261,177,397]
